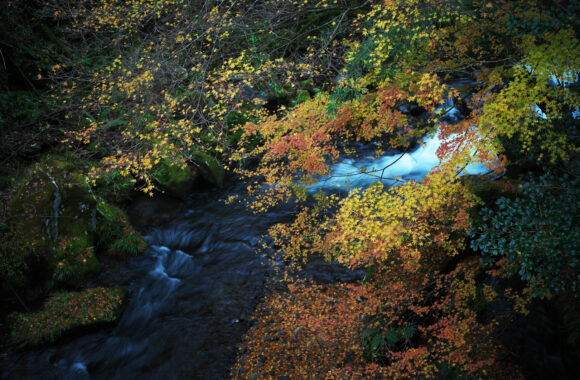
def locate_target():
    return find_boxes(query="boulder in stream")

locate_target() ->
[192,151,225,187]
[2,155,145,298]
[153,158,199,198]
[8,287,127,348]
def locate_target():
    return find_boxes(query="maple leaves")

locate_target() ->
[232,281,367,378]
[236,72,465,211]
[330,175,475,269]
[234,261,499,379]
[268,174,475,274]
[233,0,579,377]
[11,0,576,374]
[50,0,356,195]
[9,287,126,347]
[481,28,580,163]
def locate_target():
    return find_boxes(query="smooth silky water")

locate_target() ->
[3,101,488,379]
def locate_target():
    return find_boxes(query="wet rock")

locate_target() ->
[4,155,145,295]
[126,192,183,230]
[396,100,425,117]
[154,159,198,198]
[192,151,225,187]
[439,105,466,125]
[6,157,100,290]
[8,287,126,348]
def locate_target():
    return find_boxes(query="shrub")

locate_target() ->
[471,172,580,298]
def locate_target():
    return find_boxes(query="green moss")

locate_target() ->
[193,151,225,187]
[297,78,315,90]
[52,171,100,287]
[2,154,144,304]
[290,89,311,107]
[154,159,198,197]
[96,201,124,246]
[4,155,101,291]
[0,226,28,286]
[9,168,56,254]
[110,229,147,257]
[93,169,134,203]
[4,161,60,294]
[96,199,146,257]
[53,236,100,287]
[9,287,126,347]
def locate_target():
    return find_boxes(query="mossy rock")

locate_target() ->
[95,200,146,257]
[92,169,134,203]
[8,287,127,348]
[8,165,58,257]
[3,154,145,296]
[53,235,100,287]
[59,174,98,240]
[154,159,198,198]
[96,201,125,246]
[297,78,314,91]
[51,171,99,287]
[5,161,64,292]
[109,229,147,257]
[193,151,225,187]
[290,89,311,107]
[0,226,28,287]
[4,156,99,290]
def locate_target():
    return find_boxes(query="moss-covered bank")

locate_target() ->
[9,287,126,347]
[0,155,146,347]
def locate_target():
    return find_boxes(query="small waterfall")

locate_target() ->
[310,101,488,192]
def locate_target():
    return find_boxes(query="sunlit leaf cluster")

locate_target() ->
[234,0,579,376]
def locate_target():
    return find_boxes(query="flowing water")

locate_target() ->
[3,187,296,379]
[3,101,490,379]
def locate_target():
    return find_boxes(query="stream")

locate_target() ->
[3,101,490,379]
[3,185,296,379]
